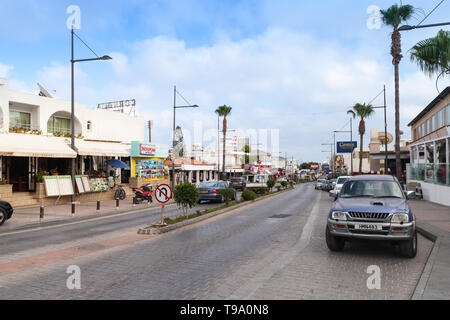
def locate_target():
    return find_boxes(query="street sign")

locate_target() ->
[336,141,358,154]
[155,184,172,204]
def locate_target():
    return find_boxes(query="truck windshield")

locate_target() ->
[340,180,404,199]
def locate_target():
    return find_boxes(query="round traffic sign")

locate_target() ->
[155,184,172,204]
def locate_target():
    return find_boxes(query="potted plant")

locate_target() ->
[50,168,59,176]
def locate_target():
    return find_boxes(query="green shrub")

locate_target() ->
[267,179,276,190]
[242,190,257,201]
[281,181,288,189]
[173,183,199,217]
[218,188,236,205]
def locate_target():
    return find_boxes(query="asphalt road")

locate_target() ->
[0,184,433,300]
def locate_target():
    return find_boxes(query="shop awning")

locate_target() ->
[0,134,77,158]
[75,140,131,157]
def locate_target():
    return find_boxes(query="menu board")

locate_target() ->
[75,177,85,194]
[134,158,165,181]
[43,176,74,197]
[44,177,60,197]
[58,177,74,196]
[82,176,91,193]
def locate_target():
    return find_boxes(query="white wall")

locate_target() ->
[1,79,145,143]
[409,179,450,206]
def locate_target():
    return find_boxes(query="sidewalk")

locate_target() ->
[1,198,172,233]
[409,199,450,300]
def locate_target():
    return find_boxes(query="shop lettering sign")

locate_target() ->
[140,144,156,155]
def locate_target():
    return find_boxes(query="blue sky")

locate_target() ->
[1,0,449,163]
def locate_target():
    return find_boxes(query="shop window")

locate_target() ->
[47,116,71,135]
[10,110,31,129]
[447,104,450,125]
[438,109,444,128]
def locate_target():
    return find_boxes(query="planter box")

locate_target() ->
[34,183,46,199]
[0,184,13,202]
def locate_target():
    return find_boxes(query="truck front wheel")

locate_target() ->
[399,231,418,259]
[326,226,345,252]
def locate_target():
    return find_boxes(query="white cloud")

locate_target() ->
[31,27,444,162]
[0,62,13,78]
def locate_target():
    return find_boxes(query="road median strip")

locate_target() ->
[137,187,297,235]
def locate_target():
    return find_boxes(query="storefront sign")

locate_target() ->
[140,144,157,156]
[337,141,358,154]
[310,164,319,169]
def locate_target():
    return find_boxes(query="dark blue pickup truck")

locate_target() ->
[326,175,417,258]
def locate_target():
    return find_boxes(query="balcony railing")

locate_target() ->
[410,163,450,186]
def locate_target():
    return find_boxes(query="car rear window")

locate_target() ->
[199,182,220,188]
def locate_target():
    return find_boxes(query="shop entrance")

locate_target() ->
[10,157,29,192]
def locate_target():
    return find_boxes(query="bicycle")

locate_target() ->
[114,185,126,200]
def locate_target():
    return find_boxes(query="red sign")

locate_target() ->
[140,144,156,155]
[155,184,172,204]
[311,164,319,169]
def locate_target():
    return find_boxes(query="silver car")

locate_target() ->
[315,178,328,190]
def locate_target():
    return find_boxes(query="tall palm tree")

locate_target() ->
[348,103,375,174]
[380,4,415,180]
[410,30,450,91]
[215,105,232,178]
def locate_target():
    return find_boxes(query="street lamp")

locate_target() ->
[71,29,112,215]
[399,22,450,31]
[372,85,389,174]
[172,86,199,190]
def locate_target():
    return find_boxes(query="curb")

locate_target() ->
[137,187,296,236]
[0,202,176,235]
[412,221,444,300]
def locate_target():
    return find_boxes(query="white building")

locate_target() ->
[0,78,145,193]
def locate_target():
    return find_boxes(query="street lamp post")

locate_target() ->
[372,85,389,174]
[172,86,199,190]
[70,29,111,215]
[399,22,450,31]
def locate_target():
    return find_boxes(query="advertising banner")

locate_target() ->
[336,141,358,154]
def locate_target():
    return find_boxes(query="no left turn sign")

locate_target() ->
[155,184,172,204]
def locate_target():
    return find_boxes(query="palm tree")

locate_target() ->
[215,105,232,178]
[348,103,375,174]
[380,4,415,180]
[410,30,450,91]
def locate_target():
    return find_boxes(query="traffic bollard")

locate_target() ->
[39,206,44,223]
[71,202,75,216]
[116,199,120,210]
[133,197,137,207]
[96,200,101,213]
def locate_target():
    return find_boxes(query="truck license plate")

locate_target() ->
[354,224,382,231]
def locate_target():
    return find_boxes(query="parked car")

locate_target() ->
[315,178,328,190]
[329,176,351,198]
[323,179,336,191]
[230,177,246,191]
[326,175,417,258]
[0,200,14,226]
[198,181,236,203]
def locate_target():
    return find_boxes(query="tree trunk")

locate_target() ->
[359,119,365,175]
[394,62,402,180]
[222,117,227,177]
[392,26,403,181]
[359,133,364,174]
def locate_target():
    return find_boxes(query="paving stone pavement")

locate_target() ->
[0,184,434,300]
